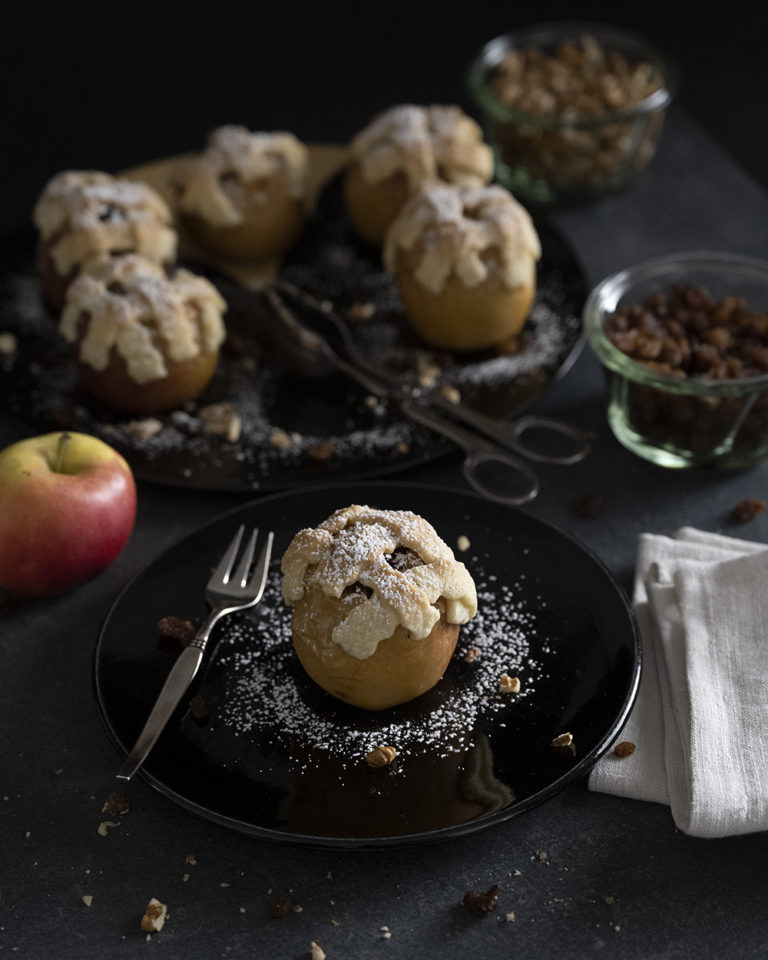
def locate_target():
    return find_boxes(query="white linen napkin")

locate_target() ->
[588,526,768,838]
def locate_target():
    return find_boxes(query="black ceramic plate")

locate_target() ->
[94,482,639,848]
[0,175,585,492]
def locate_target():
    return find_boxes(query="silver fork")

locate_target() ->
[116,525,274,781]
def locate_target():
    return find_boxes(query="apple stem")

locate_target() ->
[53,432,71,474]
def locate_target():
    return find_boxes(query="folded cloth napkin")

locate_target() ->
[589,526,768,838]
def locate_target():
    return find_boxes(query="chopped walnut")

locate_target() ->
[122,417,163,441]
[573,492,604,518]
[184,854,197,865]
[140,898,167,933]
[613,741,636,758]
[157,615,196,648]
[347,301,375,321]
[464,647,480,663]
[199,402,242,443]
[0,332,18,355]
[496,336,519,356]
[416,354,442,388]
[97,820,120,837]
[82,895,93,907]
[728,498,765,524]
[188,694,210,720]
[499,674,521,694]
[270,428,293,450]
[463,883,500,916]
[440,385,461,405]
[102,792,130,816]
[366,745,397,767]
[308,440,335,461]
[270,898,293,919]
[310,942,326,960]
[552,732,573,748]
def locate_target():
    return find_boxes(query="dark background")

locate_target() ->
[3,0,767,234]
[4,5,768,960]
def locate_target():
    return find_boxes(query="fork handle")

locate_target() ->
[115,645,204,781]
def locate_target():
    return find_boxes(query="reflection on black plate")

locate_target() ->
[94,483,639,848]
[0,175,585,492]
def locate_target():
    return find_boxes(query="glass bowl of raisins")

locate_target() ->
[585,251,768,468]
[466,23,677,206]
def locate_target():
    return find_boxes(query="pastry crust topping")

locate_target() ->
[59,255,226,385]
[33,171,177,276]
[384,181,541,295]
[174,125,309,227]
[281,505,477,660]
[350,104,493,188]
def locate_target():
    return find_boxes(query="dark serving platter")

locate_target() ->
[0,173,586,492]
[94,482,640,848]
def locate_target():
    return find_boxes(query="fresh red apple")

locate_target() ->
[0,431,137,596]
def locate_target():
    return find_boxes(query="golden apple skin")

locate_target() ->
[0,432,137,596]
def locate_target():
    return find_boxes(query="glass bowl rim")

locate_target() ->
[584,250,768,397]
[466,21,678,130]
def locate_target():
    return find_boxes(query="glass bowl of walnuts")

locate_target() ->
[585,252,768,469]
[466,22,677,206]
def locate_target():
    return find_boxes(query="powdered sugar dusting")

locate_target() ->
[213,561,547,771]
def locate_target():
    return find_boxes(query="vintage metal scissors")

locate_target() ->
[265,280,591,505]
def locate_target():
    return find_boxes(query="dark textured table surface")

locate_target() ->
[4,6,768,958]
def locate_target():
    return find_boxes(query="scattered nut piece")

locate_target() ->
[157,615,196,648]
[140,898,167,933]
[122,417,163,442]
[182,874,190,883]
[603,895,615,905]
[199,403,242,444]
[496,336,519,356]
[613,741,636,758]
[0,332,18,355]
[102,792,130,816]
[270,428,293,450]
[552,732,573,748]
[537,851,548,862]
[347,302,375,321]
[184,854,197,865]
[456,535,471,552]
[464,647,480,663]
[728,498,765,524]
[499,674,521,694]
[440,385,461,405]
[308,440,335,461]
[270,898,293,919]
[310,941,326,960]
[573,492,604,518]
[463,883,500,916]
[97,820,120,837]
[505,911,516,922]
[82,895,93,907]
[365,745,397,767]
[188,694,210,720]
[416,355,442,388]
